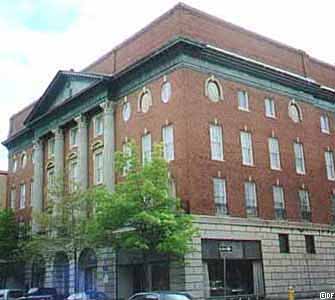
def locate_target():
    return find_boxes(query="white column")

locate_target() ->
[101,101,116,192]
[54,127,64,181]
[32,139,43,233]
[76,115,88,190]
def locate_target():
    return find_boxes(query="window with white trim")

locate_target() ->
[240,131,254,166]
[122,143,132,175]
[10,188,16,209]
[19,183,26,209]
[210,124,224,161]
[268,137,281,170]
[325,151,335,181]
[294,142,306,174]
[70,127,78,148]
[162,125,174,161]
[94,151,103,185]
[47,168,55,193]
[238,90,249,111]
[213,178,228,215]
[141,133,152,165]
[48,138,55,157]
[93,114,103,137]
[320,115,330,134]
[299,189,311,221]
[273,186,285,219]
[12,158,17,172]
[244,181,257,217]
[265,98,276,118]
[69,159,79,192]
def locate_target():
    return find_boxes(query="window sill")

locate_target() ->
[321,130,330,135]
[211,158,225,162]
[242,163,255,168]
[296,171,306,176]
[238,107,250,112]
[265,115,276,119]
[327,177,335,182]
[270,167,282,171]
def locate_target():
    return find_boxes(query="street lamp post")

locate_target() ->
[218,243,232,299]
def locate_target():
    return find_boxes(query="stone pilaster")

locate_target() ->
[101,101,116,192]
[75,115,88,190]
[32,139,43,233]
[54,127,64,181]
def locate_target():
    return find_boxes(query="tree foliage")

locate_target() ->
[87,142,197,258]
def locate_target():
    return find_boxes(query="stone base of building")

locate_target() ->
[22,215,335,300]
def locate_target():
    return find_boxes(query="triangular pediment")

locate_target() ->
[25,70,107,124]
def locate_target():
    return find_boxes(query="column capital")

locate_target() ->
[74,114,88,126]
[100,100,116,114]
[33,138,43,150]
[52,127,64,138]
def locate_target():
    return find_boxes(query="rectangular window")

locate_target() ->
[70,127,78,148]
[320,115,330,134]
[294,142,306,174]
[278,234,290,253]
[94,151,103,185]
[268,137,281,170]
[265,98,276,118]
[305,235,316,254]
[94,114,103,137]
[210,125,224,161]
[240,131,254,166]
[141,133,152,165]
[69,160,79,192]
[48,138,55,157]
[213,178,228,215]
[273,186,286,219]
[244,182,257,217]
[47,168,55,193]
[325,151,335,181]
[162,125,174,161]
[299,189,311,221]
[122,143,132,175]
[19,184,26,209]
[10,189,16,210]
[238,90,249,111]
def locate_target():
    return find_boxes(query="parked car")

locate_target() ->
[0,289,25,300]
[128,292,192,300]
[18,288,63,300]
[67,291,108,300]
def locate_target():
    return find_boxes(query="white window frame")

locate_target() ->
[68,159,79,192]
[268,137,281,170]
[294,142,306,175]
[240,131,254,166]
[299,190,311,213]
[93,114,104,137]
[244,181,257,217]
[141,133,152,165]
[162,125,174,162]
[238,90,249,111]
[93,151,104,185]
[47,168,55,194]
[21,152,27,169]
[12,158,17,172]
[19,183,26,209]
[210,124,224,161]
[48,138,55,157]
[122,143,132,176]
[265,98,276,118]
[320,115,330,134]
[70,127,78,148]
[273,186,285,210]
[325,151,335,181]
[213,178,228,215]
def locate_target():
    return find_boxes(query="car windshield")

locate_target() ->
[164,295,191,300]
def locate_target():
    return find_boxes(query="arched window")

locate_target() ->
[53,252,69,297]
[78,248,97,292]
[31,255,45,288]
[205,76,223,102]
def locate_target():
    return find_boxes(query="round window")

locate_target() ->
[288,103,301,123]
[140,92,151,113]
[207,80,220,102]
[122,102,131,122]
[161,81,172,103]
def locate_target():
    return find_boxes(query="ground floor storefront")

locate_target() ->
[21,216,335,300]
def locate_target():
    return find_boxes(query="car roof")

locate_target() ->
[130,292,191,298]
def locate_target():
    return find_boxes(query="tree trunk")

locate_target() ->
[142,252,151,292]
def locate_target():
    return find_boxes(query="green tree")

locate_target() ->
[24,177,92,292]
[87,142,197,290]
[0,209,21,287]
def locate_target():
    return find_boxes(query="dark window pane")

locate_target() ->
[279,234,289,253]
[305,235,316,254]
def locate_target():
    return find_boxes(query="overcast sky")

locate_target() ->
[0,0,334,170]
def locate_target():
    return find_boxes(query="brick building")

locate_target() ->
[3,3,335,299]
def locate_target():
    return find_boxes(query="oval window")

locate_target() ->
[140,92,151,113]
[161,81,172,103]
[207,80,220,102]
[122,102,131,122]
